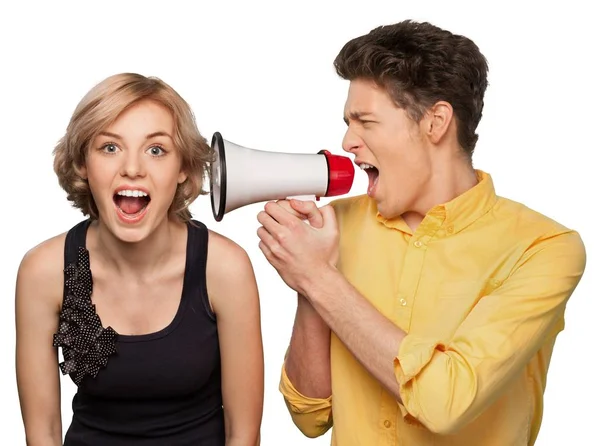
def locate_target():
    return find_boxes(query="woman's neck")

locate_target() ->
[89,216,186,279]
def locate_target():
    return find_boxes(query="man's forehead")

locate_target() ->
[344,92,377,118]
[344,83,402,120]
[345,86,377,109]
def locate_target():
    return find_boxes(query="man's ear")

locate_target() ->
[423,101,454,144]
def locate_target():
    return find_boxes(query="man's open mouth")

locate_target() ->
[359,163,379,182]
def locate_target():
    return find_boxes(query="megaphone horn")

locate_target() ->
[209,132,355,221]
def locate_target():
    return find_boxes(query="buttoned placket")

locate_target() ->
[380,214,445,444]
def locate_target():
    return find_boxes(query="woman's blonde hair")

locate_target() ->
[53,73,213,222]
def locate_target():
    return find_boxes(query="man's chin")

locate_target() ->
[376,202,403,220]
[376,203,391,218]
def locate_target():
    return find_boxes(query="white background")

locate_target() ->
[1,1,597,444]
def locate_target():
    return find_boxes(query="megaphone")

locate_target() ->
[209,132,355,221]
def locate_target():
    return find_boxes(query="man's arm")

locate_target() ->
[303,264,406,400]
[273,200,333,437]
[279,293,333,438]
[302,230,586,434]
[286,294,332,398]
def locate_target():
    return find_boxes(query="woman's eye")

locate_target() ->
[103,143,118,153]
[148,146,164,156]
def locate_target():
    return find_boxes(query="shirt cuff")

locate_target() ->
[393,334,446,422]
[279,362,332,413]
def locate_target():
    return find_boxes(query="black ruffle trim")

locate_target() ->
[52,247,118,386]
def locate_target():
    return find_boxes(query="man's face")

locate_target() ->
[342,79,431,219]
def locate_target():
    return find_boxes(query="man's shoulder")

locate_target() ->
[495,196,571,230]
[493,196,583,249]
[328,194,373,216]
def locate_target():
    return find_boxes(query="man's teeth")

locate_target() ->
[116,189,148,198]
[359,163,376,170]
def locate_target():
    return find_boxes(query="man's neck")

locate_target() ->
[404,160,478,231]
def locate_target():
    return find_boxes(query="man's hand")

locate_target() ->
[272,199,324,228]
[257,199,338,296]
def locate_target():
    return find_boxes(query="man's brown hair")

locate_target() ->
[334,20,489,158]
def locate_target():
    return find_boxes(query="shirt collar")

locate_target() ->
[376,170,498,235]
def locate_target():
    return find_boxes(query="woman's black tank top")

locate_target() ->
[54,219,225,445]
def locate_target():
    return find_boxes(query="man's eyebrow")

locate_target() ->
[343,111,375,125]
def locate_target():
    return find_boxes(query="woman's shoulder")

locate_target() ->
[17,231,68,308]
[205,229,258,313]
[206,229,253,274]
[19,231,67,277]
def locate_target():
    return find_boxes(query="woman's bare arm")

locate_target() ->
[207,231,264,446]
[15,235,65,446]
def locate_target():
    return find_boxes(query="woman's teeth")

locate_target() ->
[116,189,148,198]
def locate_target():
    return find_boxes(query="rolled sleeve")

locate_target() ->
[279,362,333,438]
[394,335,446,385]
[392,230,586,434]
[393,335,450,426]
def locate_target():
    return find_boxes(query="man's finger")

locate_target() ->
[320,204,338,230]
[264,201,303,227]
[258,240,275,264]
[290,199,324,229]
[257,210,284,239]
[275,200,309,220]
[257,225,276,247]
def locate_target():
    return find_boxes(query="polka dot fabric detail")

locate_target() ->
[52,247,118,386]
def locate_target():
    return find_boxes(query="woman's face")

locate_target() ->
[81,99,187,243]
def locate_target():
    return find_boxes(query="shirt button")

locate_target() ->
[399,298,407,306]
[414,240,423,248]
[447,225,454,234]
[384,420,391,428]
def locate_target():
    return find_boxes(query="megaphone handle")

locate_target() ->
[285,195,318,201]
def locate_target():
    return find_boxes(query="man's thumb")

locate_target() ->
[319,205,337,229]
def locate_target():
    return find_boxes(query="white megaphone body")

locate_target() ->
[210,132,355,221]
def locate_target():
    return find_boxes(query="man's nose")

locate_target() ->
[342,128,361,153]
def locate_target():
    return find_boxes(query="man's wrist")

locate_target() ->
[299,263,340,305]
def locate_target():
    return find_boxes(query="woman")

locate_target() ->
[15,73,264,445]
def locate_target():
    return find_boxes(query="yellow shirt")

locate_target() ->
[279,170,586,445]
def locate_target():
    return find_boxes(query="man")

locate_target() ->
[256,20,586,445]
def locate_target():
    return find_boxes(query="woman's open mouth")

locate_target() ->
[113,188,151,223]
